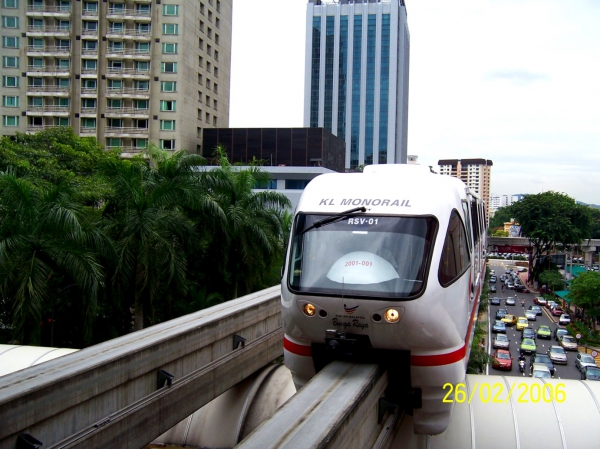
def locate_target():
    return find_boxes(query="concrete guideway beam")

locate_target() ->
[0,286,283,449]
[237,361,395,449]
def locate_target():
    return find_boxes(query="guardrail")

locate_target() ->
[0,286,283,449]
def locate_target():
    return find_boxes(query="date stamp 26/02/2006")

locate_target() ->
[442,382,567,404]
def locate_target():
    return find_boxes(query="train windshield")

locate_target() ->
[287,214,437,299]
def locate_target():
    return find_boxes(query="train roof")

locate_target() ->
[296,164,476,216]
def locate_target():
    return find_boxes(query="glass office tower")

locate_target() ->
[304,0,409,169]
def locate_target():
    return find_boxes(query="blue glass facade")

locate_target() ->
[324,16,335,132]
[310,17,321,128]
[350,15,362,169]
[364,14,376,165]
[378,14,390,164]
[337,16,348,138]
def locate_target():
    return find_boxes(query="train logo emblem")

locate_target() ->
[343,304,359,314]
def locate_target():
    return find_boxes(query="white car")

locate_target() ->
[525,310,537,321]
[559,314,571,325]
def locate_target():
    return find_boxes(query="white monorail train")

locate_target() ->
[281,164,487,435]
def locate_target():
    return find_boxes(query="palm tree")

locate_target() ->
[211,147,291,298]
[0,171,107,344]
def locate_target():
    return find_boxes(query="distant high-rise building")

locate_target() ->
[438,158,493,224]
[0,0,232,155]
[304,0,410,169]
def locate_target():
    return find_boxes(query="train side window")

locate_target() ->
[438,209,471,287]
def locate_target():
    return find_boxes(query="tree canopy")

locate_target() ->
[567,271,600,328]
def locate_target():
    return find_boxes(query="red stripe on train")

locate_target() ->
[410,345,467,366]
[283,336,313,357]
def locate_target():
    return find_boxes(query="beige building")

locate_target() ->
[438,158,493,225]
[1,0,231,155]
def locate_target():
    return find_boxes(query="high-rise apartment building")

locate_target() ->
[1,0,231,155]
[304,0,409,169]
[438,158,493,223]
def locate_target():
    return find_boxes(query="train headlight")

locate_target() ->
[384,309,400,323]
[303,303,317,316]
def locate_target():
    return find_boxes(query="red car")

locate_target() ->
[552,307,564,316]
[514,285,530,293]
[491,349,513,371]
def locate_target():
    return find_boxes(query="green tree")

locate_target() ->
[510,192,592,282]
[538,270,565,293]
[567,271,600,330]
[0,171,108,344]
[211,146,291,298]
[489,205,515,229]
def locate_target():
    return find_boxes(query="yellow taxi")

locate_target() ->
[516,317,529,331]
[501,314,517,326]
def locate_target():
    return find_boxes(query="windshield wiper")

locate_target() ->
[297,207,367,237]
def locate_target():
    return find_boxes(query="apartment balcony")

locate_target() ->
[26,65,70,77]
[26,124,70,133]
[105,87,150,99]
[79,126,97,135]
[80,107,98,116]
[105,67,151,80]
[81,28,99,39]
[104,126,149,138]
[81,49,99,58]
[26,85,71,97]
[81,8,99,18]
[105,48,151,60]
[80,68,98,78]
[80,87,98,98]
[26,105,70,116]
[26,45,71,57]
[106,29,151,41]
[104,107,149,118]
[106,8,152,22]
[27,25,71,37]
[26,5,71,18]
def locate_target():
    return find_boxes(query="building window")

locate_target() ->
[136,4,150,15]
[106,137,122,147]
[161,62,177,73]
[134,99,148,110]
[161,42,178,54]
[55,117,69,127]
[213,99,217,110]
[162,4,178,16]
[2,95,19,107]
[2,76,18,87]
[205,112,209,123]
[56,58,70,69]
[82,79,96,90]
[109,41,124,52]
[107,118,122,128]
[109,22,124,33]
[83,40,97,51]
[83,1,98,13]
[198,38,203,49]
[135,42,150,53]
[160,120,175,131]
[2,56,18,68]
[136,23,150,34]
[28,97,43,107]
[82,59,97,71]
[81,117,96,129]
[213,116,217,126]
[3,0,19,8]
[213,83,218,94]
[199,20,204,32]
[107,98,121,109]
[3,115,19,127]
[108,60,122,72]
[161,81,176,92]
[56,39,70,50]
[82,98,96,108]
[160,139,175,150]
[214,66,218,77]
[162,23,178,35]
[56,97,69,108]
[136,61,149,72]
[134,138,147,149]
[2,16,19,28]
[2,36,18,48]
[109,2,124,14]
[215,34,219,45]
[134,80,148,91]
[214,50,218,61]
[160,100,176,111]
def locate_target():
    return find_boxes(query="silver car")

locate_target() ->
[493,333,510,350]
[548,345,568,364]
[506,297,516,306]
[531,363,552,379]
[558,335,578,351]
[575,353,598,372]
[524,310,537,321]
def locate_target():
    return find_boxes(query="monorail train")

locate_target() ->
[281,164,487,435]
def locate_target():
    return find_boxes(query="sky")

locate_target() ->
[229,0,600,205]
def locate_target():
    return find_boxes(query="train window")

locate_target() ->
[461,201,473,250]
[287,214,437,299]
[438,209,471,287]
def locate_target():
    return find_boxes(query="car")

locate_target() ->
[575,353,598,372]
[554,328,570,341]
[489,285,497,293]
[548,345,568,364]
[521,328,536,340]
[558,335,578,351]
[491,349,513,371]
[491,296,501,305]
[518,267,527,272]
[502,314,517,326]
[493,333,510,350]
[516,317,529,331]
[531,353,555,376]
[490,269,495,275]
[551,307,564,316]
[534,297,547,306]
[506,297,516,306]
[537,325,552,339]
[500,275,507,281]
[528,305,543,316]
[489,276,497,283]
[506,282,514,290]
[530,363,552,379]
[581,366,600,380]
[496,308,508,320]
[514,285,530,293]
[524,310,537,321]
[546,300,557,309]
[492,320,507,334]
[559,314,571,325]
[520,338,537,355]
